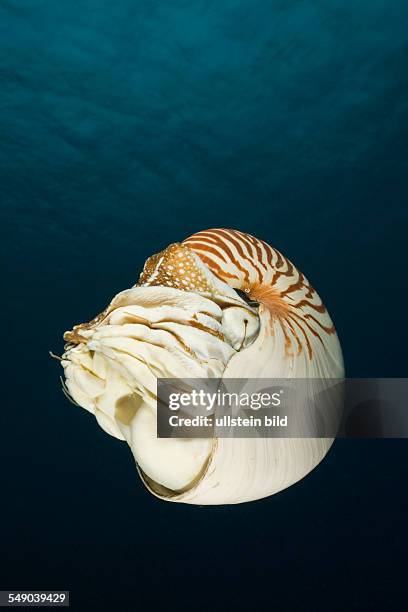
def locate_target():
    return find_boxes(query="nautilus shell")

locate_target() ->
[61,229,344,505]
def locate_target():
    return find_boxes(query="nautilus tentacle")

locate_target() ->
[60,229,343,505]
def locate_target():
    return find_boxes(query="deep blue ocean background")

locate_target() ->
[1,1,407,610]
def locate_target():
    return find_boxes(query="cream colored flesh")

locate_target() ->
[62,281,259,493]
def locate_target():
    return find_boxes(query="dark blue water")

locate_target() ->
[1,1,407,610]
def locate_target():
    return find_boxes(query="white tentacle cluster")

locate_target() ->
[61,229,343,505]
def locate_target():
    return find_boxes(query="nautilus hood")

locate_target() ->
[61,229,344,505]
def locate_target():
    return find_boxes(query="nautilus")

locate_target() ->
[61,229,344,505]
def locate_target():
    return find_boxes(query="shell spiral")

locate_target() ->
[183,229,342,374]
